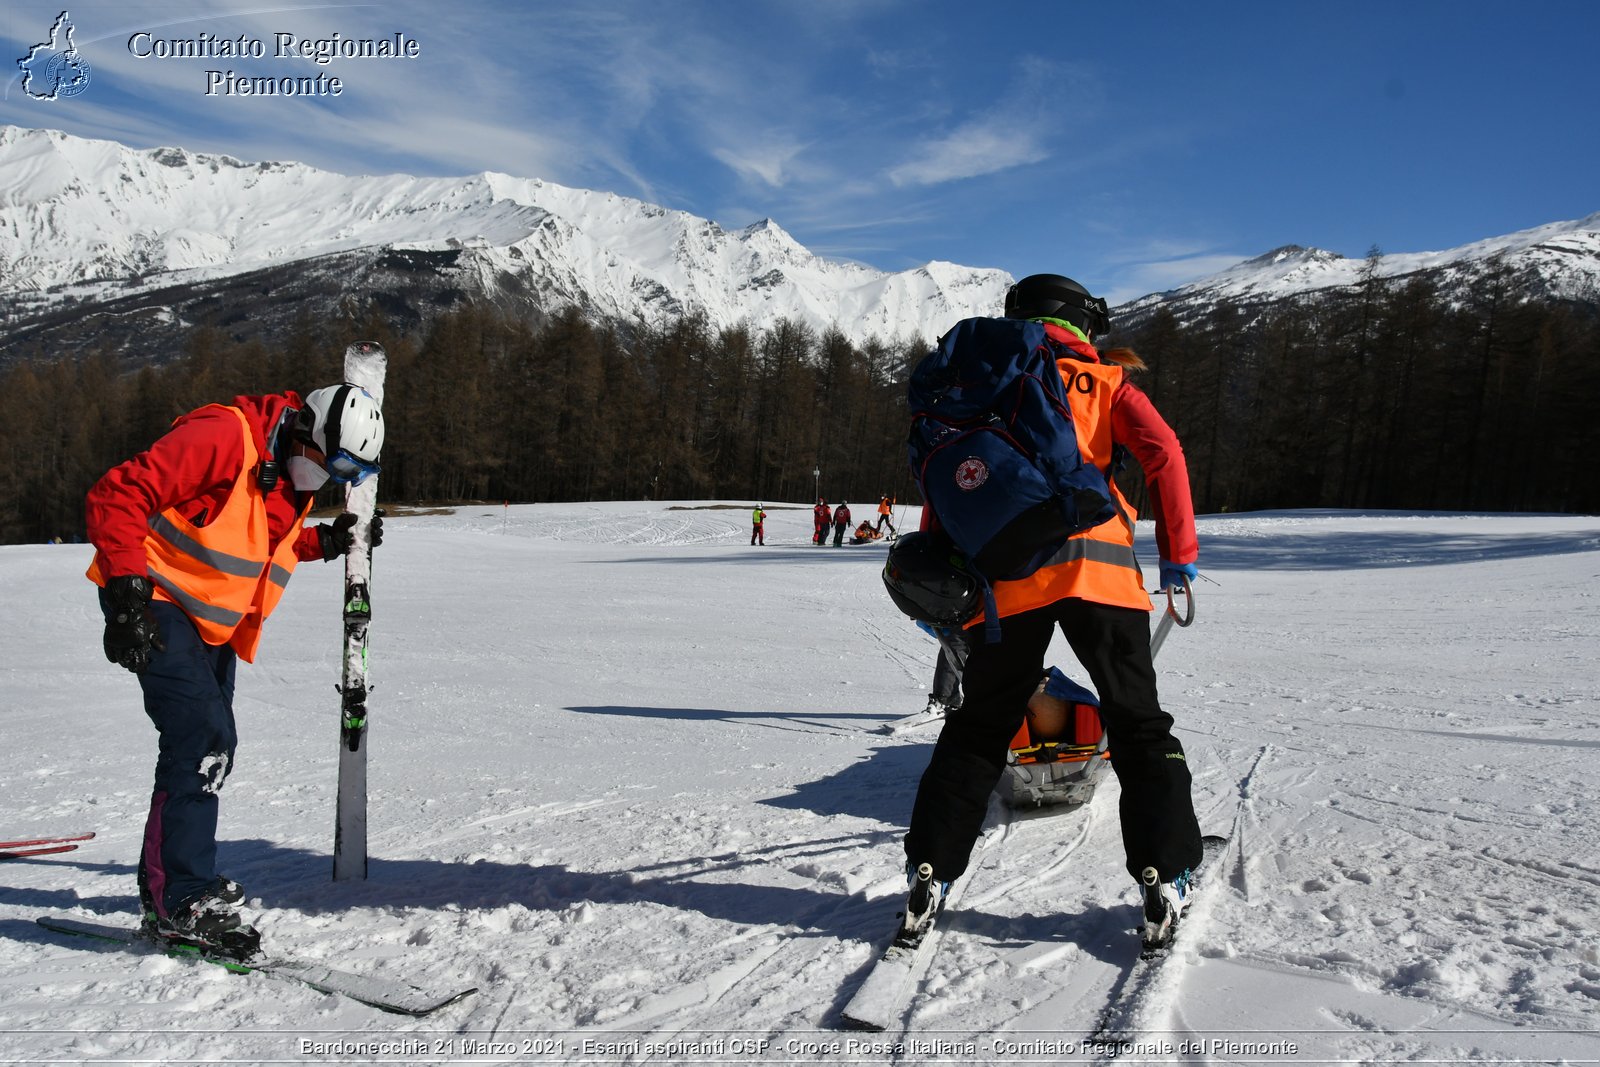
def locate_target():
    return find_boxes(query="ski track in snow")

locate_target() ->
[1,503,1598,1064]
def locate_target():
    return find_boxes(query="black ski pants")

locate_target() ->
[904,598,1202,884]
[929,642,963,708]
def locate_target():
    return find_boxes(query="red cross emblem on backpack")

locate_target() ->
[954,457,989,491]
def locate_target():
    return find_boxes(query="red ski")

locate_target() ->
[0,832,95,859]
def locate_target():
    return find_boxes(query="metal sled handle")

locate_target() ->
[1165,574,1195,627]
[1149,575,1194,661]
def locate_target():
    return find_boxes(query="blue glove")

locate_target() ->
[1158,560,1198,591]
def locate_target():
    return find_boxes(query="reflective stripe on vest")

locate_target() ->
[973,359,1153,623]
[147,513,265,578]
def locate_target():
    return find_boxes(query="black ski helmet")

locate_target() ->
[882,530,981,627]
[1004,273,1111,336]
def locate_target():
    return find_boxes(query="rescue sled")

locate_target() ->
[998,667,1110,809]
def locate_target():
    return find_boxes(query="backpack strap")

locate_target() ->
[979,577,1002,644]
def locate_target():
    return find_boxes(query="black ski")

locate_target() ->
[37,915,476,1016]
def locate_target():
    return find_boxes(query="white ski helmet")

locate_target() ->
[296,383,384,483]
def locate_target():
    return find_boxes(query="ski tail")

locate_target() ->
[36,915,476,1016]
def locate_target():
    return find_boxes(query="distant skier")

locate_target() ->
[85,382,385,960]
[813,499,832,546]
[851,520,882,544]
[875,495,897,537]
[894,274,1203,954]
[831,501,852,546]
[751,503,767,546]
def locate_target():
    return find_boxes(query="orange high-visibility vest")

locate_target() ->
[87,405,313,662]
[970,359,1150,625]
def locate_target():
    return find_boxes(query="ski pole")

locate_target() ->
[1149,574,1195,661]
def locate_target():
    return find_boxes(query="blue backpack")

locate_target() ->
[907,317,1118,639]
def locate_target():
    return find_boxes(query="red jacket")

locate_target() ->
[86,392,325,580]
[1045,325,1198,567]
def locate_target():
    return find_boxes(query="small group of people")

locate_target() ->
[812,500,852,545]
[805,496,896,547]
[750,498,894,546]
[85,270,1202,966]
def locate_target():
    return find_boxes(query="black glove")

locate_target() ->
[103,575,165,674]
[319,510,384,561]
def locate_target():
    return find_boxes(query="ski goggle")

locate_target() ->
[326,448,381,487]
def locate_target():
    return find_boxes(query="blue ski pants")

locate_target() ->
[101,590,238,917]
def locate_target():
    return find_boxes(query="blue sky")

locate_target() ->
[3,0,1596,304]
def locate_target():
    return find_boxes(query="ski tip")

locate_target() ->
[379,986,479,1017]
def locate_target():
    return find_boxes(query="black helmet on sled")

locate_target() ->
[882,531,981,627]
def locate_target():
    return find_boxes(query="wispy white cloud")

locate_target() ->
[887,123,1049,187]
[884,57,1092,188]
[710,139,810,189]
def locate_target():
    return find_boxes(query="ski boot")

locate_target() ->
[1139,865,1194,954]
[210,874,247,908]
[154,884,261,961]
[140,873,244,928]
[895,862,950,949]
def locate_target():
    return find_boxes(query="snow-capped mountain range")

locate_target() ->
[0,124,1595,365]
[0,125,1007,350]
[1120,212,1600,327]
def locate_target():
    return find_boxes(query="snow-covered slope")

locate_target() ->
[2,504,1598,1060]
[1119,212,1600,325]
[0,125,1009,346]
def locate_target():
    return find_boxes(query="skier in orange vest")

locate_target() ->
[875,495,897,536]
[86,383,384,959]
[898,274,1202,954]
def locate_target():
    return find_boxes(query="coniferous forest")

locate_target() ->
[1,257,1596,547]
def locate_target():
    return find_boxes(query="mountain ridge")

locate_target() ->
[0,125,1009,349]
[2,124,1595,365]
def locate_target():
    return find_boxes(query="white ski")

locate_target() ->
[37,916,475,1016]
[333,341,386,882]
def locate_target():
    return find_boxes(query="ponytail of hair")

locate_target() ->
[1098,346,1147,372]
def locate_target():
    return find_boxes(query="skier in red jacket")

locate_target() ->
[813,499,832,545]
[85,384,384,959]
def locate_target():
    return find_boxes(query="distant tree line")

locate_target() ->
[0,305,928,545]
[1116,253,1600,516]
[1,256,1595,547]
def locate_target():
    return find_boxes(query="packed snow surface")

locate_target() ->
[2,503,1598,1065]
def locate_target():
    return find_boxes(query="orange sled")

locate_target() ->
[999,668,1111,809]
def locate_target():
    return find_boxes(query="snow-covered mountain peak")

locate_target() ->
[1118,212,1600,324]
[1,124,1593,359]
[0,125,1010,345]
